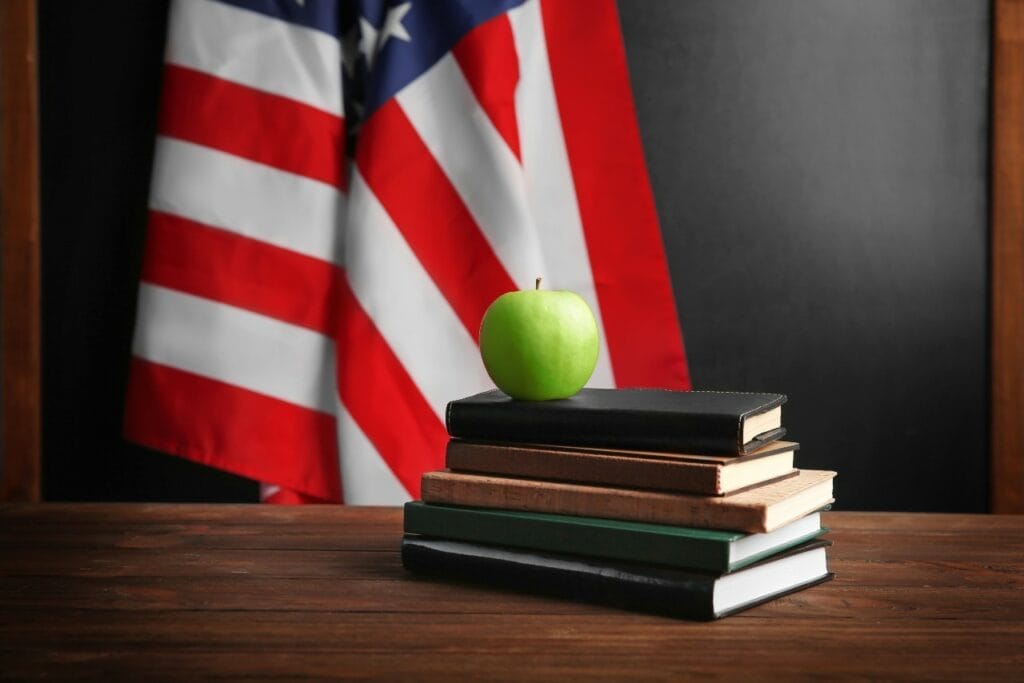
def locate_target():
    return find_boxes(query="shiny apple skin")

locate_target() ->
[479,289,599,401]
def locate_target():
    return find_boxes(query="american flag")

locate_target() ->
[124,0,689,504]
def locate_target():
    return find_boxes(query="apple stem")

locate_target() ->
[535,277,542,290]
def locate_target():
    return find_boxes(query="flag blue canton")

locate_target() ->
[347,0,525,115]
[216,0,343,37]
[211,0,526,143]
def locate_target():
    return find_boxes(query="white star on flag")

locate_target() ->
[342,23,360,77]
[359,2,413,70]
[380,2,412,43]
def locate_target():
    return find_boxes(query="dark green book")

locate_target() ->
[402,535,833,621]
[403,501,826,573]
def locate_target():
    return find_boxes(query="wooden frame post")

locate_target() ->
[0,0,41,501]
[991,0,1024,513]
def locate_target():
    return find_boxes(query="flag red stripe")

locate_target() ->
[263,488,328,504]
[355,100,518,342]
[141,210,338,335]
[124,358,342,501]
[159,64,345,188]
[540,0,690,389]
[334,276,448,497]
[452,14,521,161]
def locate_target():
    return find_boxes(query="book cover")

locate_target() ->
[401,536,833,621]
[445,388,787,455]
[446,440,798,495]
[404,502,827,572]
[420,469,836,533]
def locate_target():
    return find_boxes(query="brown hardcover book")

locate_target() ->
[420,469,836,534]
[446,440,799,495]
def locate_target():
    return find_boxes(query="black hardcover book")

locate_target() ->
[402,536,832,621]
[446,389,787,455]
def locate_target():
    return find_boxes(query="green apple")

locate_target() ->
[479,278,599,400]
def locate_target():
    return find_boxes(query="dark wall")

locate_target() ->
[620,0,990,511]
[38,0,257,502]
[38,1,990,509]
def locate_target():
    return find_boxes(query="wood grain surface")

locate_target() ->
[422,469,835,533]
[992,0,1024,513]
[0,0,41,502]
[1,505,1022,681]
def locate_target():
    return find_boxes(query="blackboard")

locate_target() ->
[38,1,991,509]
[618,0,991,511]
[38,0,256,502]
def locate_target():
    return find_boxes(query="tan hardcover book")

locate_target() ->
[446,440,799,495]
[420,469,836,534]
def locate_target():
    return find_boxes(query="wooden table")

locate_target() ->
[1,506,1022,680]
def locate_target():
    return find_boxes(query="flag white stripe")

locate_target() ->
[396,54,546,290]
[346,170,493,421]
[150,137,345,265]
[337,401,410,504]
[133,283,337,414]
[508,0,616,387]
[166,0,343,116]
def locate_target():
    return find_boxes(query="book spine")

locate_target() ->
[445,401,743,454]
[445,442,722,495]
[401,536,717,620]
[420,472,768,533]
[403,502,730,572]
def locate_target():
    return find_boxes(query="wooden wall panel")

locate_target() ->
[0,0,41,501]
[992,0,1024,513]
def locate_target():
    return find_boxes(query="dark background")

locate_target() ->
[38,0,991,510]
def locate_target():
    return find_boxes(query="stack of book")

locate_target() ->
[402,388,836,620]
